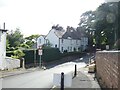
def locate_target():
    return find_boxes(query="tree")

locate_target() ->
[7,28,24,49]
[24,34,40,48]
[78,11,96,48]
[78,2,120,49]
[78,11,96,34]
[11,49,25,59]
[94,2,119,49]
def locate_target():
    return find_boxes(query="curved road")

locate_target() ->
[2,55,92,88]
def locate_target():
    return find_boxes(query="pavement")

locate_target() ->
[52,67,101,89]
[0,67,40,78]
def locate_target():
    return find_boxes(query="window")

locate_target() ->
[61,39,64,43]
[39,39,41,43]
[76,40,78,44]
[71,40,72,45]
[55,44,57,48]
[61,47,63,52]
[70,47,72,51]
[68,47,69,51]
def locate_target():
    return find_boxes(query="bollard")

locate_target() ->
[74,64,77,77]
[61,72,64,90]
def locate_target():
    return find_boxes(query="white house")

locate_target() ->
[0,29,7,70]
[37,35,46,48]
[37,25,88,52]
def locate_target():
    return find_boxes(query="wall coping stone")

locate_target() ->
[97,50,120,53]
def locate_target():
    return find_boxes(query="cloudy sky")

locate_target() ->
[0,0,104,36]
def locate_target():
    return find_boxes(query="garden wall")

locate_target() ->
[96,51,120,89]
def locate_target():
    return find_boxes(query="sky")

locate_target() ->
[0,0,105,37]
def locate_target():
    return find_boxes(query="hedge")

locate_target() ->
[7,48,85,68]
[23,48,61,66]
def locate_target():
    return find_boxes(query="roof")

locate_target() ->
[46,26,88,40]
[53,26,88,40]
[62,26,87,40]
[0,29,7,32]
[40,35,46,38]
[54,29,65,38]
[62,29,81,39]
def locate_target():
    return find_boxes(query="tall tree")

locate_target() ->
[7,28,24,49]
[78,2,119,49]
[94,2,119,49]
[25,34,40,48]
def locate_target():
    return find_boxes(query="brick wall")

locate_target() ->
[96,51,120,89]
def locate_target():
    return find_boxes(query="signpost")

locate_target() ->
[38,46,42,68]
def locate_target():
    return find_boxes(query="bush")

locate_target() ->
[12,49,25,59]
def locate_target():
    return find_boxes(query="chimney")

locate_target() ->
[3,22,5,30]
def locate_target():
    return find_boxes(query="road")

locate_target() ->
[2,54,92,88]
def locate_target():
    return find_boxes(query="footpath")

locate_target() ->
[52,67,101,89]
[0,67,40,78]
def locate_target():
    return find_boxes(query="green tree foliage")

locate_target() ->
[78,2,120,49]
[94,2,119,49]
[25,34,40,48]
[11,49,25,59]
[7,28,24,49]
[78,11,95,47]
[6,28,25,58]
[6,39,10,51]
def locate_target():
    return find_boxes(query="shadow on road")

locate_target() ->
[44,53,95,69]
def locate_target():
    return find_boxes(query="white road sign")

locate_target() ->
[38,50,42,55]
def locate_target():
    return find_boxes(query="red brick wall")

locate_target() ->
[96,51,120,89]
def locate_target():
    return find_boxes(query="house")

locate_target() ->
[37,25,88,52]
[0,29,7,70]
[37,35,46,48]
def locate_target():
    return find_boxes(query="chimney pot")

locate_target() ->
[3,22,5,29]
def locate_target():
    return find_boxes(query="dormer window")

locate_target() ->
[71,30,73,32]
[67,37,71,39]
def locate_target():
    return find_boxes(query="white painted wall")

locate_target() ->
[59,39,81,52]
[5,57,20,70]
[46,29,59,48]
[37,29,88,53]
[81,37,88,51]
[0,31,7,70]
[37,36,45,48]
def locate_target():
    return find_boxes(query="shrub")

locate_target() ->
[12,49,25,59]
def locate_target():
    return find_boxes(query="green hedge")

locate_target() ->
[23,50,34,65]
[7,48,85,67]
[23,48,61,65]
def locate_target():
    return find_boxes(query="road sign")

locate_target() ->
[38,49,43,55]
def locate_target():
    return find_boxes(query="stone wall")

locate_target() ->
[96,51,120,89]
[5,57,20,70]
